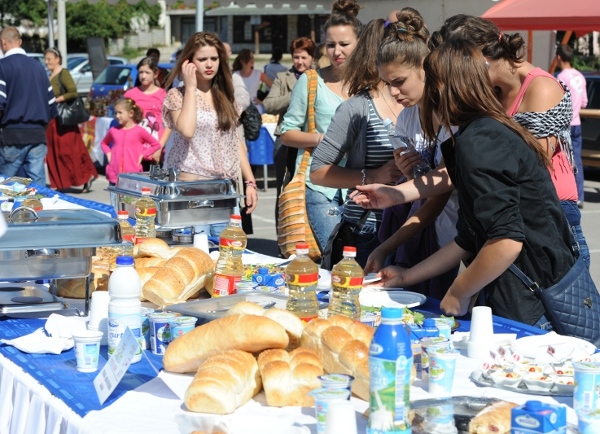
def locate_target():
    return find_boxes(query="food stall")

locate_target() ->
[0,183,595,434]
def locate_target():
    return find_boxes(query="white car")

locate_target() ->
[67,53,128,96]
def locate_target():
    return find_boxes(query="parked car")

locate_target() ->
[581,72,600,168]
[67,53,128,96]
[26,52,49,74]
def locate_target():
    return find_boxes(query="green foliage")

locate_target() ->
[0,0,47,26]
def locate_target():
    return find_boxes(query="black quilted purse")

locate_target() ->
[239,104,262,141]
[509,257,600,346]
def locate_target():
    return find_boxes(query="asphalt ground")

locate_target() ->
[81,166,600,285]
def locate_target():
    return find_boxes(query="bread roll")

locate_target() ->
[142,247,214,307]
[469,401,518,434]
[56,266,110,298]
[135,257,167,268]
[163,314,289,373]
[134,238,171,259]
[257,347,323,407]
[301,315,375,401]
[185,350,262,414]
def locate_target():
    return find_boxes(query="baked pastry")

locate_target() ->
[163,314,289,373]
[257,347,323,407]
[185,350,261,414]
[56,265,110,298]
[468,401,518,434]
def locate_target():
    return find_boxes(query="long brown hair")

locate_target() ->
[421,39,549,166]
[166,32,237,132]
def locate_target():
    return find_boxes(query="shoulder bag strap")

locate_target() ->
[296,69,319,175]
[508,264,539,293]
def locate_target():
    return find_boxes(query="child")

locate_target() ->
[101,98,162,185]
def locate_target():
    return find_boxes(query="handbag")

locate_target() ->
[56,70,89,127]
[509,257,600,347]
[240,104,262,141]
[277,69,321,260]
[321,210,370,271]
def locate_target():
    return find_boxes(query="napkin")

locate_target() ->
[0,313,87,354]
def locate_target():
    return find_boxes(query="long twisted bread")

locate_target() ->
[301,315,373,401]
[142,247,214,307]
[185,350,262,414]
[163,314,289,373]
[257,347,323,407]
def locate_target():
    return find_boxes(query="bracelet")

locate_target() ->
[361,168,367,185]
[245,180,258,189]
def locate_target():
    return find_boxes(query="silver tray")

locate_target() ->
[0,283,67,315]
[470,369,573,397]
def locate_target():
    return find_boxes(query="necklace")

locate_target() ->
[381,88,399,120]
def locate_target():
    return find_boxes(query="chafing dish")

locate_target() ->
[107,170,242,228]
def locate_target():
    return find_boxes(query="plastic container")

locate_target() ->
[116,210,135,257]
[134,187,156,243]
[511,400,567,433]
[285,243,319,323]
[329,246,364,321]
[367,307,413,434]
[213,215,247,297]
[422,318,440,338]
[382,117,403,150]
[107,256,142,363]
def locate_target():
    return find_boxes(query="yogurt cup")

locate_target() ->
[577,409,600,434]
[310,388,351,434]
[318,374,354,398]
[148,312,176,355]
[72,330,103,373]
[421,336,451,383]
[573,361,600,413]
[433,318,453,340]
[172,316,197,339]
[428,347,459,396]
[141,307,155,350]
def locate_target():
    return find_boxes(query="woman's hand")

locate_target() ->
[350,184,405,209]
[364,246,388,274]
[370,160,403,185]
[244,184,258,213]
[181,59,197,88]
[440,288,471,317]
[394,147,420,179]
[377,265,412,288]
[150,149,162,164]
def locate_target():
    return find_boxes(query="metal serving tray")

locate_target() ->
[107,172,242,227]
[0,282,66,315]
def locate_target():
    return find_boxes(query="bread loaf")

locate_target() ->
[301,315,374,400]
[226,301,305,349]
[135,257,167,268]
[163,314,289,373]
[133,238,172,259]
[185,350,262,414]
[469,401,518,434]
[142,247,214,307]
[56,266,110,298]
[257,347,323,407]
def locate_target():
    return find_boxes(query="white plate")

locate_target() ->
[511,332,597,363]
[359,289,426,309]
[363,273,382,284]
[317,269,331,291]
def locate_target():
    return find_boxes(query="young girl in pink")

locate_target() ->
[101,98,162,185]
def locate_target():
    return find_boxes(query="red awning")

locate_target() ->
[482,0,600,33]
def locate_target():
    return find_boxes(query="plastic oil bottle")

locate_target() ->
[134,187,156,243]
[213,214,247,297]
[285,243,320,323]
[368,307,413,434]
[116,210,136,257]
[329,246,364,321]
[107,256,142,363]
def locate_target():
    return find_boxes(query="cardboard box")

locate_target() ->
[511,401,567,434]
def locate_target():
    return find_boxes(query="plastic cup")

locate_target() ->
[148,312,176,355]
[428,347,459,396]
[324,400,358,434]
[172,316,197,339]
[141,307,155,350]
[318,374,354,398]
[433,318,453,340]
[193,232,210,253]
[72,330,103,373]
[573,362,600,413]
[467,340,490,360]
[420,336,450,383]
[577,409,600,434]
[423,403,457,433]
[87,291,110,345]
[469,306,494,342]
[310,388,351,434]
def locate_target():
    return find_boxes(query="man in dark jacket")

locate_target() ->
[0,27,57,186]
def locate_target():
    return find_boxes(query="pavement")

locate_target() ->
[79,167,600,285]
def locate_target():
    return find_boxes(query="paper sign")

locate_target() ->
[93,326,139,404]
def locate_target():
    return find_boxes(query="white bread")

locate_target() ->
[163,314,289,373]
[134,238,172,259]
[257,347,323,407]
[185,350,262,414]
[135,257,167,268]
[225,301,305,350]
[56,266,110,298]
[301,315,374,401]
[142,247,214,308]
[469,401,518,434]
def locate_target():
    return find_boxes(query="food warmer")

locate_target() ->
[106,169,242,237]
[0,207,122,315]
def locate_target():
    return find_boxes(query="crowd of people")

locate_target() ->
[0,0,592,332]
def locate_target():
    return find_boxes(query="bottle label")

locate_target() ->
[367,355,413,434]
[299,315,317,324]
[123,234,136,244]
[213,273,241,296]
[108,315,142,356]
[135,237,149,245]
[220,238,245,250]
[135,207,157,217]
[286,272,319,286]
[331,275,364,288]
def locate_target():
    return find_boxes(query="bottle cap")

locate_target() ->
[117,210,129,218]
[423,318,437,328]
[342,246,357,257]
[115,256,134,266]
[258,267,269,274]
[525,401,543,411]
[381,307,403,319]
[141,187,151,195]
[230,214,242,221]
[295,243,309,255]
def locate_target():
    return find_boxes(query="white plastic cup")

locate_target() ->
[87,291,110,345]
[310,388,351,434]
[467,340,490,360]
[324,400,358,434]
[469,306,494,342]
[193,232,210,254]
[72,330,103,373]
[428,347,459,396]
[573,362,600,413]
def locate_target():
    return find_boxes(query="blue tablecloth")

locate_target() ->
[247,126,274,166]
[0,317,163,417]
[30,183,117,218]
